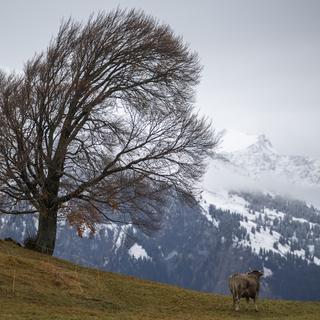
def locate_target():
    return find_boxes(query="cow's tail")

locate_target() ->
[229,277,237,295]
[233,282,239,299]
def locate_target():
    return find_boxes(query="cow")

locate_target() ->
[228,270,264,312]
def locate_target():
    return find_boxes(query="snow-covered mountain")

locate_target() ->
[200,129,320,267]
[1,129,320,300]
[204,129,320,205]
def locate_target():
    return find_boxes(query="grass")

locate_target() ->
[0,240,319,319]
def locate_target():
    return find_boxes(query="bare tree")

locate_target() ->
[0,9,218,255]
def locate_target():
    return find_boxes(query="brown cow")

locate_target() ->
[228,270,263,312]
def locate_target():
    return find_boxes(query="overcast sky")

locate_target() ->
[1,0,319,157]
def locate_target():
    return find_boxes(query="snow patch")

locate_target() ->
[293,249,306,258]
[114,228,126,251]
[263,266,273,278]
[203,189,249,215]
[128,243,151,260]
[308,245,315,255]
[199,199,220,227]
[165,250,178,260]
[313,257,320,266]
[238,219,290,256]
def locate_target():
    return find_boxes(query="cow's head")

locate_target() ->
[247,270,264,278]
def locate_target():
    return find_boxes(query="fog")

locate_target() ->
[204,161,320,208]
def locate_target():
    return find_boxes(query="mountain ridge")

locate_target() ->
[205,129,320,207]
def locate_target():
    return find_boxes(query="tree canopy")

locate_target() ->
[0,9,218,254]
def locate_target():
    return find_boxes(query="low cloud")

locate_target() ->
[204,160,320,208]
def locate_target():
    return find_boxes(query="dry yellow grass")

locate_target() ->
[0,240,319,319]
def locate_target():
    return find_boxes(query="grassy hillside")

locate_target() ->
[0,240,319,320]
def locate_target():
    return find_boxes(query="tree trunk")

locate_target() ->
[35,208,58,255]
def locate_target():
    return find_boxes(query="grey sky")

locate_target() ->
[1,0,319,157]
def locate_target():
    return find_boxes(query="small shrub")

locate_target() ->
[23,234,37,250]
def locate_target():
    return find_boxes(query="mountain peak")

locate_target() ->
[256,134,273,150]
[219,129,272,153]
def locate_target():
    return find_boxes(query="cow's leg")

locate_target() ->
[253,296,259,312]
[235,295,240,312]
[245,297,249,311]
